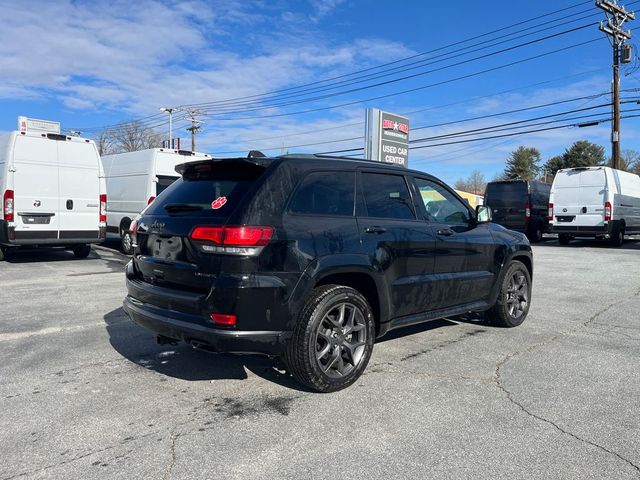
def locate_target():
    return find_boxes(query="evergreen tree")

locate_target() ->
[503,146,541,180]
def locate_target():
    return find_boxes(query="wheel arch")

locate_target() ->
[119,216,132,234]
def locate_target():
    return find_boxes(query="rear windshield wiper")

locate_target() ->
[163,203,205,212]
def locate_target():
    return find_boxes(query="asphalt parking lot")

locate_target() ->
[1,238,639,480]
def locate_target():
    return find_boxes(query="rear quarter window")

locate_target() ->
[289,171,355,216]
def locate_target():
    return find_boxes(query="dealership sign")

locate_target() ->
[364,109,409,167]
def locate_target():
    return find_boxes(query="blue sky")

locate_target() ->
[2,0,640,184]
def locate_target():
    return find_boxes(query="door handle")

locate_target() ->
[365,226,387,234]
[437,228,455,236]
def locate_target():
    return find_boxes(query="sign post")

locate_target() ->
[364,108,410,167]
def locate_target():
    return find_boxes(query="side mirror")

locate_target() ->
[476,205,492,223]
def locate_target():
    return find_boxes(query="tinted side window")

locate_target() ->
[361,173,415,219]
[415,178,470,224]
[290,171,355,216]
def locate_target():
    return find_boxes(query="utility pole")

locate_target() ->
[186,111,203,152]
[596,0,635,170]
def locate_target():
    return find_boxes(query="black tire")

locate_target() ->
[121,229,133,255]
[609,223,624,247]
[527,224,543,243]
[72,244,91,259]
[558,233,571,245]
[486,260,531,328]
[285,285,375,393]
[0,247,5,262]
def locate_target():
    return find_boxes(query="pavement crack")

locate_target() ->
[493,299,640,475]
[163,428,178,480]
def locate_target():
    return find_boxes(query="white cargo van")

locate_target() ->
[0,117,107,261]
[102,148,210,253]
[549,166,640,246]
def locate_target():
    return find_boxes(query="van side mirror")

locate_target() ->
[476,205,492,223]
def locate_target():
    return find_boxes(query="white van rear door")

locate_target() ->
[553,169,606,227]
[57,140,100,238]
[13,135,60,240]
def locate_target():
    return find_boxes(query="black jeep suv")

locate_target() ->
[123,154,533,392]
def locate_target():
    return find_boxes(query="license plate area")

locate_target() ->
[147,234,183,261]
[556,216,575,223]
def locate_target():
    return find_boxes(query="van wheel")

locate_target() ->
[0,247,5,261]
[558,233,571,245]
[121,229,133,255]
[609,226,624,247]
[527,224,543,243]
[285,285,375,393]
[486,260,531,328]
[72,244,91,259]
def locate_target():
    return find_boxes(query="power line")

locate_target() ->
[195,23,598,118]
[181,9,603,113]
[72,1,602,132]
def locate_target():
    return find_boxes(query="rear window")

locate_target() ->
[485,182,528,206]
[361,172,415,219]
[145,162,264,218]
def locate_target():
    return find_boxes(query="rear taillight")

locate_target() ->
[147,196,156,205]
[190,226,273,255]
[548,203,554,221]
[3,190,14,222]
[99,194,107,223]
[129,219,138,246]
[604,201,612,222]
[525,202,531,219]
[210,313,237,326]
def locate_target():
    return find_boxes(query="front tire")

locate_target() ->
[72,244,91,258]
[285,285,375,392]
[486,260,531,328]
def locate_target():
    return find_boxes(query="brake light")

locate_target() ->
[191,226,273,246]
[191,226,273,255]
[548,203,554,221]
[604,201,612,222]
[3,190,14,222]
[210,313,237,326]
[128,219,138,247]
[147,196,156,205]
[99,194,107,223]
[525,202,531,219]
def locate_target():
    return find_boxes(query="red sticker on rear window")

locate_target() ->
[211,196,227,209]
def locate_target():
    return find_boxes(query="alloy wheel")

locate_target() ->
[314,302,367,378]
[506,271,528,319]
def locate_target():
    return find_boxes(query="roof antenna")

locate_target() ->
[247,150,266,158]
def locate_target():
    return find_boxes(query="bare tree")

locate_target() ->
[95,129,115,156]
[454,169,487,194]
[95,121,163,155]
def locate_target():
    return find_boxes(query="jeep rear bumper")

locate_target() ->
[122,295,290,355]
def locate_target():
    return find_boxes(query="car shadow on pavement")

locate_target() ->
[103,307,316,392]
[104,307,463,392]
[2,247,101,263]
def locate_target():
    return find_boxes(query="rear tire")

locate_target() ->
[0,247,5,261]
[285,285,375,393]
[72,244,91,258]
[609,223,624,247]
[558,233,571,245]
[486,260,531,328]
[121,230,133,255]
[527,224,543,243]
